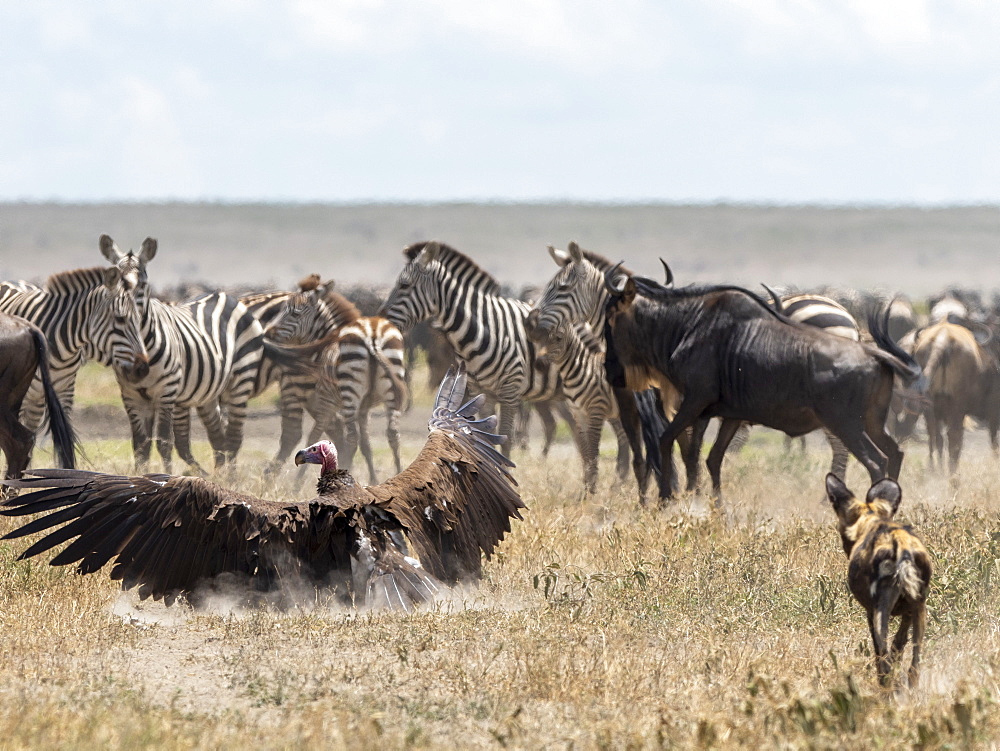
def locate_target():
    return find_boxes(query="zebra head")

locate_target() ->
[379,241,446,333]
[531,241,608,345]
[266,289,320,342]
[91,235,156,382]
[85,266,150,383]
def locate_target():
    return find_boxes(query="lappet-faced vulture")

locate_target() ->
[1,365,525,611]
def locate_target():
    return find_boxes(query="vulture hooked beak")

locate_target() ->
[294,441,339,472]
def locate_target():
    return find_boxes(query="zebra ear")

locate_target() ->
[418,241,440,268]
[139,238,157,264]
[548,245,571,267]
[567,241,583,263]
[100,235,123,263]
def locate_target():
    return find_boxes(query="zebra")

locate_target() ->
[114,291,265,473]
[240,279,365,469]
[264,281,408,482]
[378,240,629,490]
[524,311,629,492]
[0,236,156,435]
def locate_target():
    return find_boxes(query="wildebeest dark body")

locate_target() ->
[0,312,76,492]
[604,272,921,502]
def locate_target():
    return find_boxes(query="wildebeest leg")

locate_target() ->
[706,418,742,505]
[862,422,905,480]
[908,600,926,687]
[613,387,650,501]
[945,411,965,475]
[0,413,32,487]
[657,397,710,503]
[825,419,888,484]
[925,408,942,471]
[610,417,631,481]
[681,418,709,492]
[825,430,850,479]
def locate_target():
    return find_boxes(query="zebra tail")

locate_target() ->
[261,334,337,376]
[366,338,411,412]
[29,327,77,469]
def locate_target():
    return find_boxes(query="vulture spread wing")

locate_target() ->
[0,365,525,610]
[366,367,525,583]
[0,469,359,605]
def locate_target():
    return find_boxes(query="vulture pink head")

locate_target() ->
[294,441,339,473]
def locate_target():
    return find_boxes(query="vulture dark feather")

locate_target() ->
[1,365,525,611]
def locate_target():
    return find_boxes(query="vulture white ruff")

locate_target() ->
[1,365,524,611]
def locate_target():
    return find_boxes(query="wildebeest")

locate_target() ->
[604,269,922,502]
[825,474,930,688]
[0,312,76,494]
[906,321,1000,473]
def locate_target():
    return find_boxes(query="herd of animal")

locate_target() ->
[1,234,997,690]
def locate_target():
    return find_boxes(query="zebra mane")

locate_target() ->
[581,249,633,276]
[402,241,502,295]
[44,267,107,296]
[319,288,362,326]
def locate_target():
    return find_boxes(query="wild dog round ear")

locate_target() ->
[824,472,854,509]
[866,478,902,514]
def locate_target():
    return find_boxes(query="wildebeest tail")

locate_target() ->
[29,326,76,469]
[633,388,666,480]
[868,303,923,387]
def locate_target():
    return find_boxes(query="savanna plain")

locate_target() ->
[1,203,1000,749]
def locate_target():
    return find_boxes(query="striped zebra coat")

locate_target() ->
[379,241,629,490]
[0,237,154,434]
[525,312,629,492]
[264,282,408,483]
[115,291,265,474]
[240,283,368,470]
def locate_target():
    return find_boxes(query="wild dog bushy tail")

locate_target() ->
[895,549,925,601]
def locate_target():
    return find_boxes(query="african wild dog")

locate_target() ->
[825,473,931,688]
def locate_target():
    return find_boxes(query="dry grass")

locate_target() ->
[3,370,1000,749]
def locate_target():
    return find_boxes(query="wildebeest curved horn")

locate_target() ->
[603,262,627,296]
[761,284,784,314]
[660,258,674,287]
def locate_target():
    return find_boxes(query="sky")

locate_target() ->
[2,1,998,204]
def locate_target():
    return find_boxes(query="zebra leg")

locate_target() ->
[580,413,604,494]
[533,401,558,457]
[196,402,227,468]
[498,400,520,458]
[356,408,378,484]
[124,401,154,473]
[153,402,176,475]
[386,406,402,475]
[268,373,310,471]
[173,406,209,475]
[219,390,253,464]
[610,417,631,481]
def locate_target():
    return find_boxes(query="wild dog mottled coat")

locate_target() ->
[825,474,931,688]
